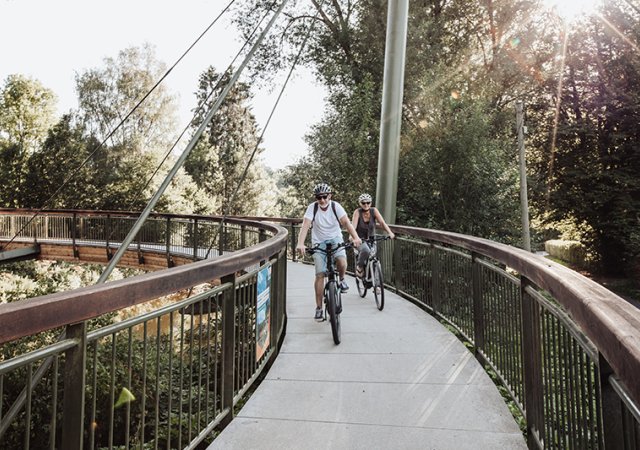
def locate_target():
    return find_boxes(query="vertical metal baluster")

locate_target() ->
[89,342,98,450]
[540,310,549,448]
[214,293,220,417]
[155,318,161,450]
[49,356,59,450]
[141,323,148,447]
[188,311,195,442]
[108,334,116,449]
[167,312,174,450]
[573,341,584,449]
[205,296,212,427]
[586,356,597,449]
[197,300,204,434]
[126,329,132,450]
[24,363,32,450]
[178,311,185,449]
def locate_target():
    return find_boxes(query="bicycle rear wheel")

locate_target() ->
[373,262,385,311]
[327,282,341,344]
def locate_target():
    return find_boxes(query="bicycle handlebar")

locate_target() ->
[305,241,354,255]
[364,235,391,244]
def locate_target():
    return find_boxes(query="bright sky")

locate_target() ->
[0,0,326,170]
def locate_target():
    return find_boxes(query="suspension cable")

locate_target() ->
[0,0,237,251]
[196,8,321,268]
[115,3,275,214]
[96,0,291,284]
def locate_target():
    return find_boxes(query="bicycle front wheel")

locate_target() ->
[356,273,367,298]
[327,282,341,344]
[373,262,385,311]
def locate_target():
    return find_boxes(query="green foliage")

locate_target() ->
[185,66,273,216]
[0,74,57,152]
[0,74,57,207]
[527,0,640,274]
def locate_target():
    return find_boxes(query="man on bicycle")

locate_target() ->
[351,193,395,278]
[296,183,362,321]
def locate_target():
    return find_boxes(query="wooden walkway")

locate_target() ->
[210,262,526,449]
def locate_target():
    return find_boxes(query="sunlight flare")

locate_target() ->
[543,0,602,22]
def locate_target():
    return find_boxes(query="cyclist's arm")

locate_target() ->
[339,214,362,247]
[296,218,312,255]
[351,208,360,228]
[374,208,396,239]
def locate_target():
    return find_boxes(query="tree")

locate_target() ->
[529,1,640,274]
[0,75,57,207]
[0,74,57,152]
[185,66,269,216]
[72,44,208,214]
[74,44,178,152]
[22,115,100,209]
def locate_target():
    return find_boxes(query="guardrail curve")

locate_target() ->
[1,210,639,449]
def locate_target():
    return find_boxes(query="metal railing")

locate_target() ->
[235,216,640,449]
[2,211,640,449]
[0,210,288,449]
[374,226,640,450]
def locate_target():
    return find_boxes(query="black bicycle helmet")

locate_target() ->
[313,183,332,195]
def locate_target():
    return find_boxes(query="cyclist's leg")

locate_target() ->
[357,242,371,275]
[313,252,327,310]
[335,250,348,291]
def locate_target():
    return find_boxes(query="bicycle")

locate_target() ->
[354,235,390,311]
[306,241,353,345]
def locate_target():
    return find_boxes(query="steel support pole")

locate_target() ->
[376,0,409,224]
[516,101,531,252]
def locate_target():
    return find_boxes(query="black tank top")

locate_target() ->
[356,207,376,239]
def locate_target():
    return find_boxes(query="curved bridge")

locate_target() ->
[1,210,639,449]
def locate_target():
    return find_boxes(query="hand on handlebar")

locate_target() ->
[296,244,306,256]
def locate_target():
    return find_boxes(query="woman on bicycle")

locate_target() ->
[351,193,395,278]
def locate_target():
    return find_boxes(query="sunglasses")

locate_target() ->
[316,195,329,200]
[361,201,371,205]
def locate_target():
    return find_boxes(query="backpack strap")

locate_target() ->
[312,201,341,224]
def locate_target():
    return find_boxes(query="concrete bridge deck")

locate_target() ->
[210,262,526,449]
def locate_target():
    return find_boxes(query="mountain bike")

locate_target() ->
[306,241,353,345]
[354,235,390,311]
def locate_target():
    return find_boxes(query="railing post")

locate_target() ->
[240,224,246,251]
[61,322,87,449]
[270,256,279,354]
[218,219,227,255]
[105,214,112,260]
[290,224,297,262]
[165,217,173,268]
[72,213,79,258]
[598,354,623,449]
[520,276,544,448]
[393,238,402,293]
[193,218,199,260]
[431,243,440,314]
[471,252,485,353]
[220,273,236,428]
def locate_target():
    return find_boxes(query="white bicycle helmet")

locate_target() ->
[313,183,332,196]
[358,193,372,204]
